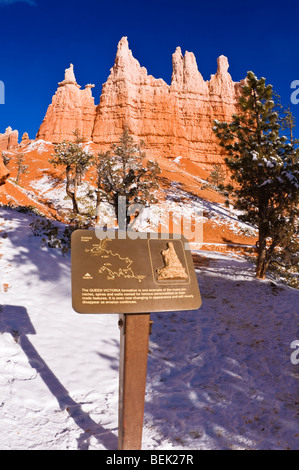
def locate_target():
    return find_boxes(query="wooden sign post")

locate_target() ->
[71,230,202,450]
[118,313,151,450]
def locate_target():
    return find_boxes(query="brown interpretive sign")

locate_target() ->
[71,229,202,450]
[71,230,202,314]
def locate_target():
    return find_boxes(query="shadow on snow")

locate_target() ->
[0,207,69,282]
[0,305,118,450]
[144,257,299,450]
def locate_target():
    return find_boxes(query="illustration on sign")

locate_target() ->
[157,242,188,280]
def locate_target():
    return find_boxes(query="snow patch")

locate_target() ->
[0,208,298,450]
[173,156,182,165]
[23,140,53,154]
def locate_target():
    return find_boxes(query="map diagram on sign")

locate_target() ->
[85,239,146,282]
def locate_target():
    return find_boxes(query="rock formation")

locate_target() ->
[36,64,96,143]
[0,153,9,185]
[0,127,19,151]
[93,38,241,165]
[92,36,171,151]
[20,132,32,146]
[36,38,242,167]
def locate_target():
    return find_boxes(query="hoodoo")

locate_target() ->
[36,37,242,168]
[0,126,19,151]
[36,64,96,143]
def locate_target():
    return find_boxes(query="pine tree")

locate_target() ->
[208,163,226,188]
[94,128,161,229]
[1,151,10,167]
[94,150,111,225]
[49,140,93,214]
[15,153,28,184]
[213,71,299,279]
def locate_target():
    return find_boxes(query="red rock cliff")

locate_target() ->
[92,38,241,165]
[36,38,242,166]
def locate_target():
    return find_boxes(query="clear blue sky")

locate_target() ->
[0,0,299,139]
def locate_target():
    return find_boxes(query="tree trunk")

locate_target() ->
[74,177,79,214]
[95,190,101,225]
[256,228,269,279]
[66,170,80,214]
[16,166,20,184]
[256,252,270,279]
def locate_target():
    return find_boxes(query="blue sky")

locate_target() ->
[0,0,299,139]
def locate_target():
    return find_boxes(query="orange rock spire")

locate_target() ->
[36,64,96,143]
[36,37,242,167]
[0,126,19,151]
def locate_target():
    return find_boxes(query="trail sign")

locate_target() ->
[71,230,202,450]
[71,230,202,314]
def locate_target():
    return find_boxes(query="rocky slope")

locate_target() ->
[0,139,257,253]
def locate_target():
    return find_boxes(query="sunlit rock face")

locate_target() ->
[36,64,96,143]
[0,126,19,151]
[37,37,242,166]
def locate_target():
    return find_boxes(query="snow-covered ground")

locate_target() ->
[0,207,298,450]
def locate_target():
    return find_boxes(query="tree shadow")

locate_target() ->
[0,304,118,450]
[42,169,66,188]
[0,207,69,282]
[96,338,120,373]
[143,257,299,450]
[222,236,256,247]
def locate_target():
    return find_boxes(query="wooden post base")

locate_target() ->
[118,313,151,450]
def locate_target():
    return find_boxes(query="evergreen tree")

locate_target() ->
[213,71,299,279]
[94,150,111,225]
[49,140,93,214]
[15,153,28,184]
[208,163,226,188]
[94,128,161,229]
[1,151,10,167]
